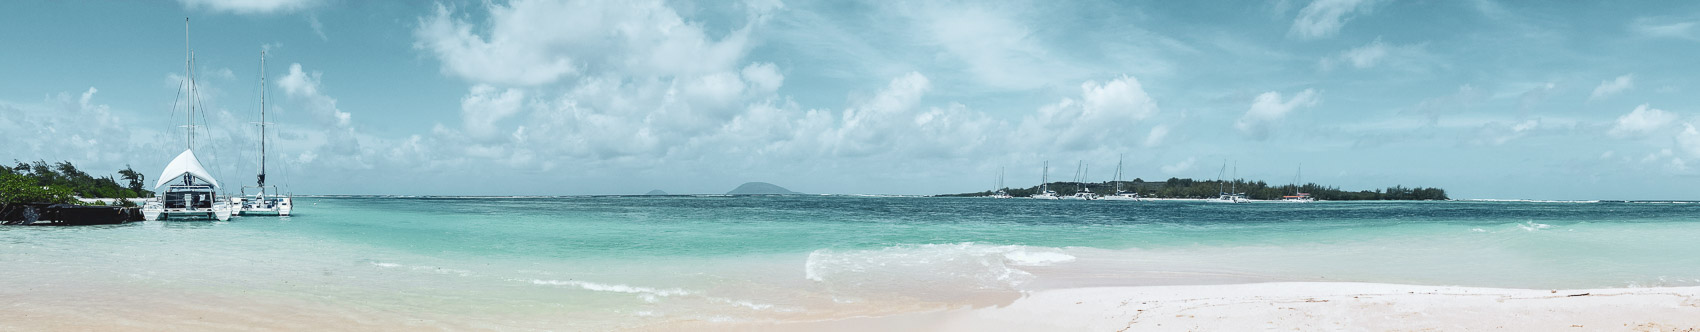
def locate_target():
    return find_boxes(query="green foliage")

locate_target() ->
[1,172,78,206]
[4,159,152,199]
[958,176,1448,201]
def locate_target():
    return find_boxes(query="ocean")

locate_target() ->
[4,196,1699,329]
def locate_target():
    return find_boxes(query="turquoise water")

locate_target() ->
[5,196,1700,328]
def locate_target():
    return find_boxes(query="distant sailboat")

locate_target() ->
[1279,164,1315,203]
[1209,160,1247,203]
[234,50,293,216]
[1065,160,1098,200]
[991,167,1012,199]
[1030,161,1060,200]
[142,18,233,221]
[1101,154,1139,201]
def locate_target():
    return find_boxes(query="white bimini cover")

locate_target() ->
[155,149,219,189]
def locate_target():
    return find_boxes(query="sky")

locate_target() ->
[3,0,1700,199]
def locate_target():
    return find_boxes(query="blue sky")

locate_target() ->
[3,0,1699,199]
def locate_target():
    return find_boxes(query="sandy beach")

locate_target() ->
[764,282,1700,331]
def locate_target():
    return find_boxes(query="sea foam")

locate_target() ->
[803,243,1076,292]
[530,279,695,297]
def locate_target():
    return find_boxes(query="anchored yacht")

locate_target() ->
[1208,160,1248,203]
[1279,165,1316,203]
[1063,161,1097,200]
[233,50,293,216]
[1100,155,1140,201]
[144,150,233,221]
[1030,162,1061,200]
[142,18,232,221]
[990,167,1013,199]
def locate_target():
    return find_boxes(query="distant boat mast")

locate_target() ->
[257,49,268,190]
[183,17,195,151]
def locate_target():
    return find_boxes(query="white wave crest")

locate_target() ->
[803,243,1076,291]
[530,279,694,297]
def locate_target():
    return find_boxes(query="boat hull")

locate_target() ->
[236,196,293,216]
[143,200,232,221]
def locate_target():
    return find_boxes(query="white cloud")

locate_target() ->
[1589,74,1634,101]
[1290,0,1377,39]
[1609,104,1677,138]
[1235,89,1320,140]
[1144,125,1169,148]
[0,88,141,167]
[413,0,768,86]
[1470,119,1541,146]
[178,0,320,14]
[831,72,934,157]
[1015,76,1160,151]
[1339,39,1387,68]
[741,62,784,95]
[918,4,1087,90]
[276,63,351,127]
[1160,157,1196,174]
[307,14,327,41]
[1321,37,1434,71]
[1630,17,1698,40]
[460,85,527,141]
[1678,124,1700,158]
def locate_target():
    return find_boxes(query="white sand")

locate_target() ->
[768,282,1700,331]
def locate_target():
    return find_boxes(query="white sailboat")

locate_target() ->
[990,167,1012,199]
[1101,154,1140,201]
[1279,164,1315,203]
[142,18,233,221]
[1208,160,1248,203]
[234,50,293,216]
[1030,161,1061,200]
[1065,161,1098,200]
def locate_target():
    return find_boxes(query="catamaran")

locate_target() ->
[233,50,293,216]
[1030,161,1061,199]
[990,167,1012,199]
[1100,154,1140,201]
[142,18,233,221]
[1065,161,1098,200]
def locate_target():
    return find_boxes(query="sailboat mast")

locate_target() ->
[1217,160,1226,194]
[1114,154,1123,193]
[1293,164,1301,196]
[184,18,192,152]
[258,50,268,189]
[1082,162,1089,193]
[1041,161,1049,192]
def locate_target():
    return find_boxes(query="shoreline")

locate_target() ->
[745,282,1700,331]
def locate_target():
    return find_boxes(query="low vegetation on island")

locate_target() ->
[1,160,153,209]
[945,177,1448,201]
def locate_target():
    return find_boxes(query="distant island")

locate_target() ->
[727,182,799,195]
[943,177,1447,201]
[645,189,669,195]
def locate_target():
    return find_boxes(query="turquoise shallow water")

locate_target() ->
[4,196,1700,328]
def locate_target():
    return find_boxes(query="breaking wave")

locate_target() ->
[803,243,1075,292]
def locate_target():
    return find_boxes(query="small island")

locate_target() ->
[726,182,800,195]
[2,160,153,225]
[645,189,669,195]
[943,177,1447,201]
